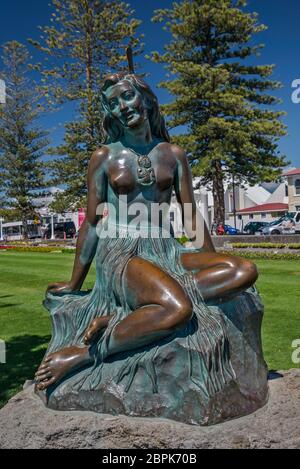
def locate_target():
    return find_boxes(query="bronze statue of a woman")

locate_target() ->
[35,66,268,425]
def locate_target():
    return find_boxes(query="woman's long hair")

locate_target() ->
[101,73,170,143]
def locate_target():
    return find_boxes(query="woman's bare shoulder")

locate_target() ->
[161,142,187,163]
[91,146,110,161]
[89,146,110,173]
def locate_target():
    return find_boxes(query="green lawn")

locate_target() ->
[0,251,299,408]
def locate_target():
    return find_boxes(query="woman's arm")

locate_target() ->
[173,145,215,253]
[47,147,108,294]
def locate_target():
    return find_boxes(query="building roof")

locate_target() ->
[260,181,281,194]
[244,185,270,205]
[283,168,300,176]
[236,203,288,214]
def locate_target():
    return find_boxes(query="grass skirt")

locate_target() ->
[44,229,236,398]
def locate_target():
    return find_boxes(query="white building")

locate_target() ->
[34,187,83,231]
[168,176,289,232]
[283,168,300,212]
[227,181,289,230]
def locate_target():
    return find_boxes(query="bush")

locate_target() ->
[176,235,190,245]
[221,249,300,260]
[231,242,300,250]
[0,245,75,253]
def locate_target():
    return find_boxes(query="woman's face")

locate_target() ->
[104,81,146,129]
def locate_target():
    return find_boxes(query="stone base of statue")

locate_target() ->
[0,369,299,449]
[38,288,268,426]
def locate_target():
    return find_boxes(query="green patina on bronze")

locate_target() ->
[35,63,268,425]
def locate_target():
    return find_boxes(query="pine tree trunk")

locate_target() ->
[22,218,28,240]
[212,160,225,225]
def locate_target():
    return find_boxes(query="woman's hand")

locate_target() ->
[47,281,78,296]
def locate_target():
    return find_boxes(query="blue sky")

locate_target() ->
[0,0,300,168]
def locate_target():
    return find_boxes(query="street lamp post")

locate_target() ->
[232,173,237,230]
[50,213,55,240]
[0,217,4,241]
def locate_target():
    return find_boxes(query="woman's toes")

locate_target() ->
[37,381,48,390]
[35,371,52,382]
[36,364,48,373]
[35,366,50,377]
[37,376,56,390]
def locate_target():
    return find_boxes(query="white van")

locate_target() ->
[262,212,300,235]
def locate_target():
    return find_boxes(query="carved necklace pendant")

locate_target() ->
[131,150,156,186]
[137,155,155,186]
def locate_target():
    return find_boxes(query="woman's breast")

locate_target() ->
[107,162,174,195]
[155,165,174,191]
[108,165,136,194]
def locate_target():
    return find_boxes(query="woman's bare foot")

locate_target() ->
[83,315,113,345]
[35,345,92,390]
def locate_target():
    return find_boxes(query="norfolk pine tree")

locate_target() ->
[30,0,143,211]
[0,41,49,239]
[151,0,287,224]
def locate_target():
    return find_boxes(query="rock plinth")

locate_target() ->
[0,369,299,449]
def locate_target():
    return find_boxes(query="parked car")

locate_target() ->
[44,221,76,239]
[243,221,270,235]
[261,213,299,235]
[224,224,240,235]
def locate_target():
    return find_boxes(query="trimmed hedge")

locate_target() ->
[221,249,300,260]
[231,242,300,250]
[2,243,300,260]
[0,245,75,253]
